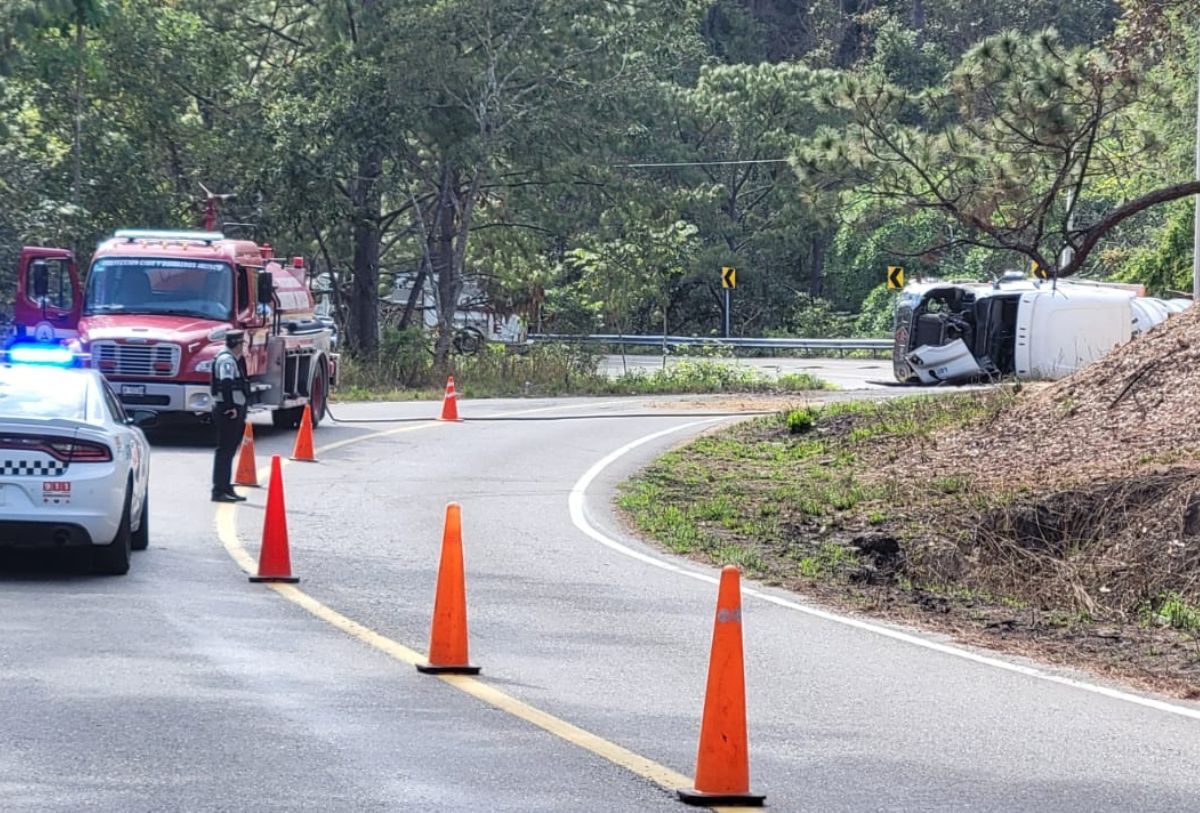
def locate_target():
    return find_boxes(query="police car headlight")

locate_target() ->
[194,359,214,373]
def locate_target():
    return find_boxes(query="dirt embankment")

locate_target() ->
[932,303,1200,485]
[623,308,1200,696]
[858,306,1200,693]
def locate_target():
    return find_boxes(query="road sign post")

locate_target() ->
[721,267,737,338]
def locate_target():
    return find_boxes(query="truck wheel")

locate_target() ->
[309,363,328,428]
[94,486,132,575]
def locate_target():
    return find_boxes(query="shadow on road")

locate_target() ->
[0,548,120,580]
[143,418,294,449]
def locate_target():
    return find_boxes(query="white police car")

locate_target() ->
[0,344,152,574]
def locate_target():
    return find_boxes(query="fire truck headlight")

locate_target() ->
[194,359,214,373]
[188,392,212,410]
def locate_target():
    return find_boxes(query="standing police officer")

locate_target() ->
[211,330,250,503]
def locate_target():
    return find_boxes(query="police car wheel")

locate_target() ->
[93,486,132,576]
[131,492,149,551]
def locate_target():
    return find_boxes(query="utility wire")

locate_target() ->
[615,158,791,169]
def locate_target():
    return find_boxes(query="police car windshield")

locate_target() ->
[0,366,87,420]
[84,258,233,321]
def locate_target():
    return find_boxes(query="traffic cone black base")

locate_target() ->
[415,663,481,675]
[677,789,765,807]
[249,575,301,584]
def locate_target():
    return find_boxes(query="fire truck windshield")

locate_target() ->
[84,258,233,321]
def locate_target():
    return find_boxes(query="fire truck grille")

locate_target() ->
[91,342,181,377]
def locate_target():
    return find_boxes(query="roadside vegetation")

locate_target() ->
[5,2,1199,374]
[335,339,830,400]
[620,358,1200,694]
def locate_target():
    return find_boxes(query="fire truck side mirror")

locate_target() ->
[31,261,49,299]
[257,272,274,306]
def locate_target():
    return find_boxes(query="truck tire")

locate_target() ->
[94,486,132,575]
[309,362,328,428]
[271,360,329,430]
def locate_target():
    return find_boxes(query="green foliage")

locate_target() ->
[867,17,951,91]
[782,294,857,338]
[825,206,944,309]
[804,26,1191,285]
[1141,592,1200,634]
[0,0,1179,350]
[786,408,817,435]
[854,284,898,337]
[608,359,829,395]
[338,342,830,399]
[1112,199,1194,296]
[339,339,607,398]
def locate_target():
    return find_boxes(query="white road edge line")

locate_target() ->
[568,419,1200,723]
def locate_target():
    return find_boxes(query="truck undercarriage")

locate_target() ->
[895,286,1022,383]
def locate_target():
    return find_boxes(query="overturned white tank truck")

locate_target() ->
[892,276,1191,384]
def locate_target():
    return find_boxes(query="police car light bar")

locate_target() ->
[7,344,77,366]
[113,229,225,244]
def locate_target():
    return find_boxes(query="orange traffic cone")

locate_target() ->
[439,376,462,422]
[290,404,316,461]
[416,502,480,675]
[678,566,764,807]
[249,455,300,584]
[234,423,259,487]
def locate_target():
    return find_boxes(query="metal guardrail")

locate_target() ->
[530,333,893,356]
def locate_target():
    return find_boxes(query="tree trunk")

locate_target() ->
[72,14,85,228]
[349,145,384,359]
[400,197,436,331]
[835,0,864,68]
[808,234,826,297]
[398,266,427,331]
[430,167,459,375]
[430,165,485,376]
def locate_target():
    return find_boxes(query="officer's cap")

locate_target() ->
[225,329,245,347]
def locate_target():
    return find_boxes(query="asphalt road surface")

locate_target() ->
[3,394,1200,812]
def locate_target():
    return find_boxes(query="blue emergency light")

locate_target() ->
[6,344,77,366]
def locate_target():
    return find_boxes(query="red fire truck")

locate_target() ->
[14,230,337,429]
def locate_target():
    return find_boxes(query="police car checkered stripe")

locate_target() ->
[0,459,67,477]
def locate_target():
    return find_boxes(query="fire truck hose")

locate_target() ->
[322,403,776,424]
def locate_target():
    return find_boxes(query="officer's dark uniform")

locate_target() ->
[211,330,250,503]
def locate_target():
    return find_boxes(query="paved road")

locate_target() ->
[602,355,899,389]
[3,395,1200,811]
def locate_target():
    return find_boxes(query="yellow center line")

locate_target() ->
[215,399,740,805]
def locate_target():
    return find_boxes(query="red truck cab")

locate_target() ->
[15,231,336,429]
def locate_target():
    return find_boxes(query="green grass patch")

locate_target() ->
[605,360,831,396]
[1141,592,1200,634]
[618,392,1006,590]
[796,543,857,579]
[336,339,831,400]
[786,407,817,434]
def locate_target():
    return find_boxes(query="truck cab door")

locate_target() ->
[15,247,82,342]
